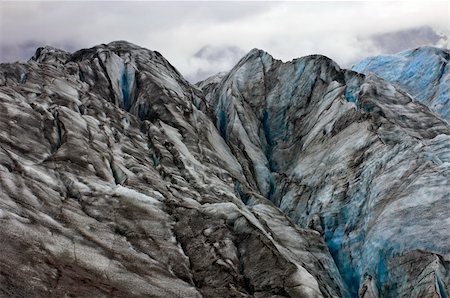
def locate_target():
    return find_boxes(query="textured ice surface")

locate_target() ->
[353,46,450,120]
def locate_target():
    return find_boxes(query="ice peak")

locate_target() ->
[238,48,275,64]
[407,45,450,56]
[353,45,450,119]
[104,40,147,52]
[30,46,70,64]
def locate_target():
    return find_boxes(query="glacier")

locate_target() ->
[0,41,449,297]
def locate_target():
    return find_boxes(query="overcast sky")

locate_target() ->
[1,1,449,82]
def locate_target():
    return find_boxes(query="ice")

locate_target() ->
[53,78,80,103]
[114,185,160,205]
[436,273,449,298]
[204,117,244,177]
[218,110,227,139]
[19,73,27,84]
[119,63,135,110]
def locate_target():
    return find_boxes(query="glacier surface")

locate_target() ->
[0,41,449,297]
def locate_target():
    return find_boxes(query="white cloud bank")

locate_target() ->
[0,1,448,81]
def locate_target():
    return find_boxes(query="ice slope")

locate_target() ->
[207,48,450,297]
[352,46,450,120]
[0,41,347,297]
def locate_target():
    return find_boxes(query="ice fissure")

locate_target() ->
[436,272,449,298]
[119,62,136,111]
[120,70,131,110]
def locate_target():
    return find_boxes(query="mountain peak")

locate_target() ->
[236,48,275,64]
[105,40,143,49]
[408,45,450,56]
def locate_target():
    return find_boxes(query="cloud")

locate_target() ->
[0,1,448,80]
[185,45,246,83]
[0,40,79,63]
[368,26,448,54]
